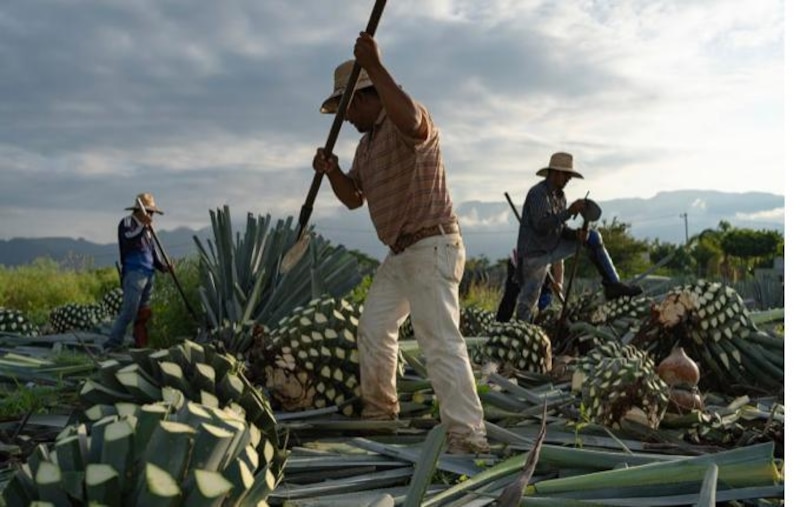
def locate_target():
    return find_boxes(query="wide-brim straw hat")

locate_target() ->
[125,192,164,215]
[320,59,374,114]
[536,152,584,179]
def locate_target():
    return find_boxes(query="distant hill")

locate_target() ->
[0,227,213,269]
[0,190,784,267]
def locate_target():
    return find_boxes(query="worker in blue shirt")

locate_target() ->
[102,193,171,351]
[515,153,641,323]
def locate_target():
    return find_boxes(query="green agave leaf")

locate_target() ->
[194,207,363,343]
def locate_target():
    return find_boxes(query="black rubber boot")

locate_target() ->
[603,281,643,300]
[585,239,642,300]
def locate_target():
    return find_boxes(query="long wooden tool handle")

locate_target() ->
[136,199,202,325]
[296,0,388,240]
[504,192,522,222]
[555,191,591,339]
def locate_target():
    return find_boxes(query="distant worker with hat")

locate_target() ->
[312,33,490,455]
[103,193,171,351]
[515,152,642,323]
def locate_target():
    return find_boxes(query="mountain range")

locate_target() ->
[0,190,784,268]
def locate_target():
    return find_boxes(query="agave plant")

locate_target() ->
[78,340,282,481]
[2,398,276,506]
[193,207,363,354]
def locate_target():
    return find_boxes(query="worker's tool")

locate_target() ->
[555,192,601,341]
[136,198,204,328]
[282,0,388,274]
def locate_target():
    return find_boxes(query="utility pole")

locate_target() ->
[679,213,689,245]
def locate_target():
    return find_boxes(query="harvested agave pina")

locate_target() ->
[656,347,701,388]
[668,386,704,412]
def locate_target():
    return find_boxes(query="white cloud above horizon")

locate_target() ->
[0,0,787,244]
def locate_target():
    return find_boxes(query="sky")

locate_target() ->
[0,0,788,245]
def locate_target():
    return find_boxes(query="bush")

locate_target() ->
[147,255,204,348]
[0,258,118,326]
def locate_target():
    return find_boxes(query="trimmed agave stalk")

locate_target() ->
[589,294,654,336]
[635,279,783,391]
[100,287,124,318]
[400,305,496,341]
[49,303,108,333]
[0,307,39,336]
[249,297,365,416]
[573,341,669,429]
[460,306,496,338]
[479,320,553,375]
[2,398,277,506]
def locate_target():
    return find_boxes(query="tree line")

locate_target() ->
[463,219,784,285]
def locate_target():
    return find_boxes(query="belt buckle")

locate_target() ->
[392,223,455,254]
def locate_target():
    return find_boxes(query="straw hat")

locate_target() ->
[320,59,374,114]
[536,152,584,179]
[125,192,164,215]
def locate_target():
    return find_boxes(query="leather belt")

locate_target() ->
[391,222,459,254]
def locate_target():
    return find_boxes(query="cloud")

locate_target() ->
[0,0,784,244]
[735,207,785,222]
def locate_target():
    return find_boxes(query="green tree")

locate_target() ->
[649,239,695,275]
[720,228,783,277]
[689,227,724,278]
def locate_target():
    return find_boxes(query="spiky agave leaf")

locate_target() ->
[194,206,363,352]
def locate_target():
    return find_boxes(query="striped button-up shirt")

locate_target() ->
[516,179,574,257]
[348,105,456,247]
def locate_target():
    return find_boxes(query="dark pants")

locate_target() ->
[495,259,553,322]
[106,269,154,347]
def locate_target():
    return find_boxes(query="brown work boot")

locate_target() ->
[359,410,400,435]
[133,307,152,347]
[446,433,491,455]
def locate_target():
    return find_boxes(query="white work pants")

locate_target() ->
[358,233,487,440]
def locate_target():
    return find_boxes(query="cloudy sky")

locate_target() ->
[0,0,787,245]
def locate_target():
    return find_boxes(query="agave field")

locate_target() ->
[0,207,785,506]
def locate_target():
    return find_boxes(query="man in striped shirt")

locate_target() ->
[312,33,489,455]
[515,153,642,323]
